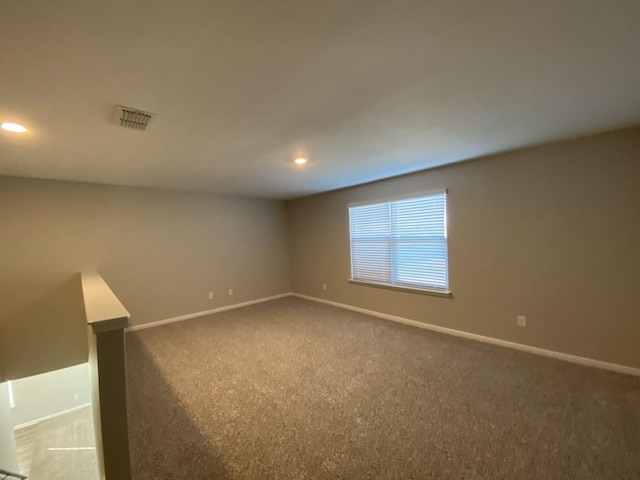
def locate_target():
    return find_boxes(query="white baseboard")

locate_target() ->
[14,403,92,431]
[125,292,293,332]
[291,293,640,377]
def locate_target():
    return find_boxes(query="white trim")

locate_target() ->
[48,447,96,451]
[125,293,293,332]
[348,278,451,297]
[14,403,92,431]
[7,380,15,409]
[291,293,640,377]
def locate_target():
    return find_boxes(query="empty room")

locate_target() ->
[0,1,639,479]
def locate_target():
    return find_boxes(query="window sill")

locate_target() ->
[348,279,452,298]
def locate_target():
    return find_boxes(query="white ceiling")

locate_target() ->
[1,0,639,199]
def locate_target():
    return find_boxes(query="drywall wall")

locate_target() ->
[91,328,131,480]
[0,383,19,473]
[9,363,91,427]
[0,177,290,380]
[288,127,640,369]
[0,275,87,383]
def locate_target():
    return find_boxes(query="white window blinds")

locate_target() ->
[349,191,449,292]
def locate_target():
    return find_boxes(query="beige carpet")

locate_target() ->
[126,297,639,479]
[24,405,98,480]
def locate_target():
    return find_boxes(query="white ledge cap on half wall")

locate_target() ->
[81,271,130,333]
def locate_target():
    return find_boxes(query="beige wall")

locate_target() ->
[0,275,86,381]
[2,127,639,378]
[288,127,640,369]
[9,363,92,427]
[0,176,290,380]
[0,383,19,473]
[91,327,131,480]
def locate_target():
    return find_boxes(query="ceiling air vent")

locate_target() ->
[113,105,156,131]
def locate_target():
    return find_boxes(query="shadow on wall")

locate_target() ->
[125,332,231,480]
[0,275,88,382]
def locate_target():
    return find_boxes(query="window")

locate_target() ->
[348,191,449,294]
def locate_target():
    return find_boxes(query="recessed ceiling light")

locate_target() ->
[1,122,28,133]
[294,157,307,165]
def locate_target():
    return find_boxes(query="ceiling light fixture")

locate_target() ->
[1,122,28,133]
[294,157,308,165]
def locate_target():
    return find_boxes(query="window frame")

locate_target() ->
[347,189,451,297]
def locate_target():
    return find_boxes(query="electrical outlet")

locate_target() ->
[208,292,214,300]
[517,315,527,327]
[323,283,327,291]
[73,393,79,400]
[228,288,233,296]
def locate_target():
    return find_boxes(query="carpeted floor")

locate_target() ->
[125,297,640,479]
[21,405,98,480]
